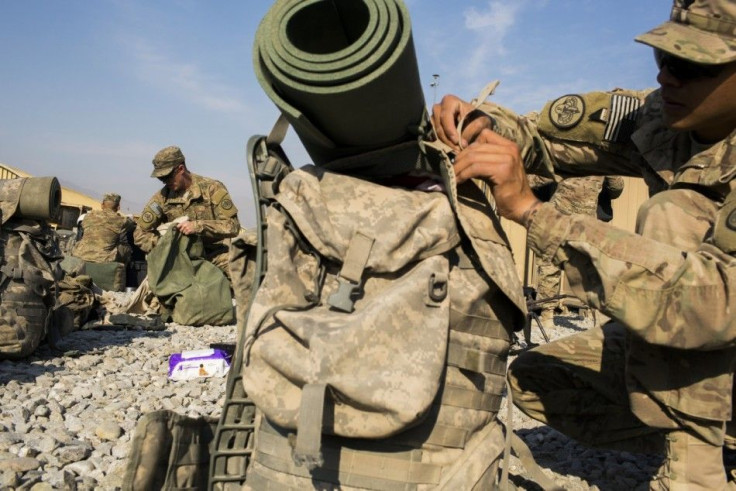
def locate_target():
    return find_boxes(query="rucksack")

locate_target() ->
[0,219,62,359]
[205,106,552,490]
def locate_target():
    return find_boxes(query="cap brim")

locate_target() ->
[150,165,175,178]
[635,21,736,65]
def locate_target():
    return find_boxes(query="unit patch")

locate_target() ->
[549,95,585,130]
[713,193,736,254]
[221,198,233,210]
[603,94,641,143]
[728,209,736,231]
[141,211,154,224]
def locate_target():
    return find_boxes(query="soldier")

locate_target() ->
[71,193,134,265]
[134,145,240,279]
[432,0,736,488]
[533,176,623,326]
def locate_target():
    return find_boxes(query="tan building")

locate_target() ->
[0,163,100,230]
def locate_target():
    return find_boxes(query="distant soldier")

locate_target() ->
[133,146,240,279]
[534,176,624,325]
[72,193,134,265]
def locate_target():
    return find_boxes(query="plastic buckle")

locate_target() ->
[327,277,360,313]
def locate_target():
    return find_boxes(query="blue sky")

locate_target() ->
[0,0,670,227]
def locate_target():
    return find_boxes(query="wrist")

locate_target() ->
[520,200,543,229]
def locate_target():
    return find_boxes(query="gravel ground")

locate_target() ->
[0,301,663,490]
[500,311,662,491]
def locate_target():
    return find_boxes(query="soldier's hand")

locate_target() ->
[453,129,540,225]
[176,220,197,236]
[432,94,494,150]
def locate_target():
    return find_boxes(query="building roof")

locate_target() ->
[0,162,100,210]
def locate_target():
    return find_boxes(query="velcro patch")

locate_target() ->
[548,95,585,130]
[603,94,641,143]
[713,192,736,254]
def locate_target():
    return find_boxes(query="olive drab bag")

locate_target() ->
[146,227,235,327]
[0,219,62,359]
[241,164,499,467]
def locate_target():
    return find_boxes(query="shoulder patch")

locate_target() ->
[549,95,585,130]
[602,94,641,143]
[221,198,233,210]
[713,193,736,254]
[141,211,154,224]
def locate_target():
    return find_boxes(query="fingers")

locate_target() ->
[431,94,471,149]
[452,129,520,183]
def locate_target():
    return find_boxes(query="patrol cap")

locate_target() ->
[635,0,736,65]
[151,146,185,178]
[102,193,121,205]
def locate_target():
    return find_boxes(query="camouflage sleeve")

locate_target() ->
[480,88,654,178]
[116,224,133,264]
[191,181,240,239]
[527,202,736,351]
[133,197,165,253]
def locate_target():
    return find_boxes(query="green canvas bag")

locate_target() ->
[147,228,235,327]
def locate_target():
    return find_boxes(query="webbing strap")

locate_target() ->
[449,310,508,339]
[292,383,326,470]
[255,430,442,487]
[447,343,507,376]
[327,232,374,312]
[440,384,503,412]
[338,232,374,283]
[266,113,289,146]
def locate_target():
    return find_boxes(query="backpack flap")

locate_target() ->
[243,166,460,465]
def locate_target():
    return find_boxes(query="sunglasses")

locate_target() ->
[654,49,724,82]
[157,167,177,183]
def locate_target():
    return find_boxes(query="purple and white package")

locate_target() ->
[168,348,231,381]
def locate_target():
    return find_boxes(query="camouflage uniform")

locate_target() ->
[491,1,736,486]
[72,206,134,264]
[134,173,240,277]
[534,175,604,318]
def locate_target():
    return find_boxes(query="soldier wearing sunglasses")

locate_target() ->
[134,145,240,280]
[433,0,736,488]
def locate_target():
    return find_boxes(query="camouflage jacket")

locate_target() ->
[482,88,736,438]
[71,208,134,264]
[134,173,240,255]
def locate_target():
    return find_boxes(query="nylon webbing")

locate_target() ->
[338,232,374,283]
[440,384,503,413]
[292,383,326,470]
[449,311,508,339]
[255,430,442,487]
[447,343,507,376]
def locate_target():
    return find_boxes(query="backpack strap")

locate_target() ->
[327,231,374,313]
[292,382,328,470]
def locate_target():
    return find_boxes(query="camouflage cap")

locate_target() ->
[102,193,121,205]
[151,146,185,178]
[635,0,736,65]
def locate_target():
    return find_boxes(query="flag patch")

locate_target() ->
[603,94,641,143]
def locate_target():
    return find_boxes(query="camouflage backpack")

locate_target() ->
[0,177,66,359]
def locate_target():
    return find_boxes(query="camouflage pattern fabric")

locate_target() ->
[635,0,736,65]
[534,176,604,311]
[134,173,239,279]
[487,87,736,455]
[72,208,134,264]
[242,165,517,489]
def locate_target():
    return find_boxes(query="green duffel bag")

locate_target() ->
[84,261,126,292]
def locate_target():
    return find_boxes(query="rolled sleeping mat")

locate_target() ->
[18,176,62,221]
[0,176,62,224]
[254,0,426,166]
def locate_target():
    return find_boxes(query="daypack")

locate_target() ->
[0,219,62,359]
